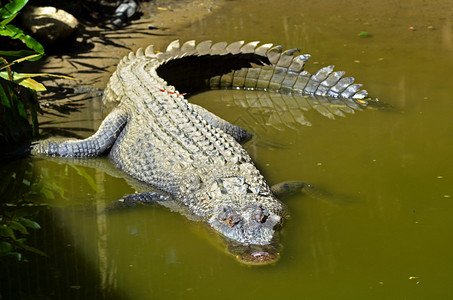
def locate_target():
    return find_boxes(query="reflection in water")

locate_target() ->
[207,90,370,129]
[94,169,116,297]
[190,89,382,147]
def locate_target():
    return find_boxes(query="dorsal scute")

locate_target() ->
[240,41,260,54]
[134,48,143,58]
[155,52,171,61]
[115,40,369,101]
[267,45,283,64]
[289,54,310,72]
[312,65,335,82]
[277,49,300,67]
[255,43,273,56]
[196,40,213,55]
[330,77,355,95]
[166,40,181,53]
[181,40,196,52]
[225,41,245,54]
[341,83,363,98]
[211,41,229,55]
[352,90,368,99]
[145,45,155,57]
[322,71,345,87]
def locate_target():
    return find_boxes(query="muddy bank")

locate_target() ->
[26,0,221,120]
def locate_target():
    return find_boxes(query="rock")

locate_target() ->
[21,6,79,50]
[108,0,139,30]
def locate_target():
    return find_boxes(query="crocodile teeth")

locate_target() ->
[128,52,136,60]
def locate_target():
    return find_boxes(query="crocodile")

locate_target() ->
[32,40,371,265]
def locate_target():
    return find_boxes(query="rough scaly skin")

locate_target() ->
[32,40,370,264]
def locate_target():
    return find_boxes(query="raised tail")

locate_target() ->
[153,40,369,101]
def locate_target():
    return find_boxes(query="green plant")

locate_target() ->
[0,0,72,153]
[0,0,44,151]
[0,0,44,61]
[0,213,46,261]
[0,160,54,262]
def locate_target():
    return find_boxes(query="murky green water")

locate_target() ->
[2,0,453,299]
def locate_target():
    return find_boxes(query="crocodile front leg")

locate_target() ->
[32,107,128,157]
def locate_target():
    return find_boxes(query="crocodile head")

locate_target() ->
[208,194,285,265]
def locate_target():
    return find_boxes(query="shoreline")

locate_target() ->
[28,0,223,112]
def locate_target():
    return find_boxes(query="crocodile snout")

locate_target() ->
[237,250,280,265]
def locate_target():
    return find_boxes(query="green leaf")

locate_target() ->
[0,241,13,253]
[0,50,37,59]
[0,54,42,70]
[0,71,74,81]
[18,217,41,230]
[0,0,29,19]
[0,12,17,27]
[0,24,44,56]
[15,94,27,119]
[0,71,46,91]
[17,77,46,91]
[14,240,46,256]
[0,225,16,239]
[9,220,29,235]
[0,82,11,109]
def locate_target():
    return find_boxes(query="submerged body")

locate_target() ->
[32,40,370,264]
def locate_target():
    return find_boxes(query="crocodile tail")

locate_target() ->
[151,40,368,100]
